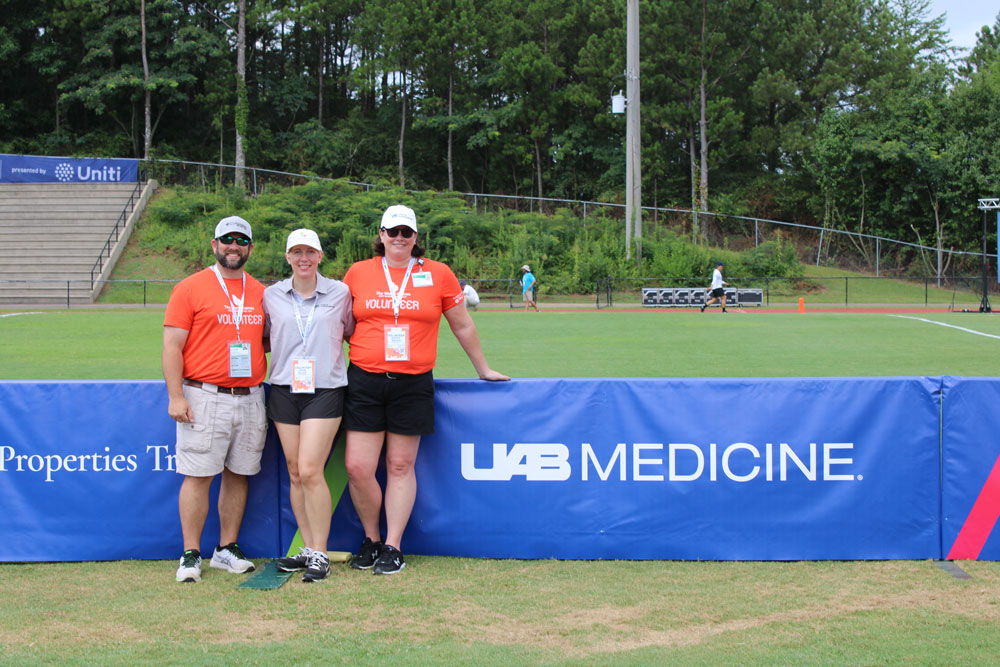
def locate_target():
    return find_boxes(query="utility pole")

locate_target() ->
[624,0,641,264]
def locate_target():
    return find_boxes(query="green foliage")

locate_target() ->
[740,236,804,279]
[235,74,249,138]
[4,0,998,280]
[142,183,804,290]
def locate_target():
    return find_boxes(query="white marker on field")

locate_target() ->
[889,315,1000,341]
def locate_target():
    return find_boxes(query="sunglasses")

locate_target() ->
[217,234,251,246]
[381,226,415,239]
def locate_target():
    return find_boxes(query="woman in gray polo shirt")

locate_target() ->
[263,228,354,582]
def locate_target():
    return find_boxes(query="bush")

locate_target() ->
[139,183,805,290]
[740,235,803,278]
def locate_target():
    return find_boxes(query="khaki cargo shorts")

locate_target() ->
[175,383,267,477]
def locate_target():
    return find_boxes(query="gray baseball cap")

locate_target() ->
[214,215,253,240]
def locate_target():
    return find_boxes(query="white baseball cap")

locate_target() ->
[215,215,253,241]
[521,265,530,272]
[285,228,322,252]
[381,205,418,233]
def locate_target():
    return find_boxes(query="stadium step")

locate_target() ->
[0,180,156,307]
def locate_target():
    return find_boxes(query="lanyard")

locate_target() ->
[382,257,416,323]
[212,265,245,341]
[291,288,318,347]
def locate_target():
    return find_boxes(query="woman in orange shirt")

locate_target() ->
[342,205,509,574]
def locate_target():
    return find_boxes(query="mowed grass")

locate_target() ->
[3,307,1000,664]
[2,307,1000,379]
[2,559,1000,664]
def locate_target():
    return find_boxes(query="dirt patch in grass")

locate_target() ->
[3,560,1000,660]
[302,561,1000,659]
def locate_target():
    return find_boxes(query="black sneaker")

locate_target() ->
[700,304,705,312]
[302,550,330,583]
[349,537,383,570]
[372,545,405,575]
[276,546,311,572]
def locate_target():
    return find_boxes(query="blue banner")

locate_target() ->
[0,381,283,561]
[941,376,1000,560]
[0,153,138,183]
[381,378,942,560]
[0,376,978,562]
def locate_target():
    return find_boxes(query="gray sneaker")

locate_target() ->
[210,543,255,574]
[302,551,330,583]
[276,546,312,572]
[175,549,202,583]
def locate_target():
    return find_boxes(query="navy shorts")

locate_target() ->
[268,385,345,425]
[343,363,435,436]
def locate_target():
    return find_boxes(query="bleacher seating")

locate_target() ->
[0,182,153,306]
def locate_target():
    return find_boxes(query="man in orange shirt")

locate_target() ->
[163,216,268,583]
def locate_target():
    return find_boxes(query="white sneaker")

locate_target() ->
[210,543,255,574]
[176,550,202,583]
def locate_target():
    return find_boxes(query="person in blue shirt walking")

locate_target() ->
[520,265,539,312]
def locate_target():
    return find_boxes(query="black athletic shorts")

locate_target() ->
[709,287,725,298]
[267,384,345,425]
[343,363,435,436]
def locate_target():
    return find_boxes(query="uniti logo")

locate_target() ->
[54,163,74,181]
[54,162,125,182]
[460,441,858,483]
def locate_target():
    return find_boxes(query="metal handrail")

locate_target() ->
[90,180,143,289]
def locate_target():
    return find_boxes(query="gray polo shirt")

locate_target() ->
[264,274,355,388]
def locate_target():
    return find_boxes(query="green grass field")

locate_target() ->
[2,307,1000,664]
[2,307,999,379]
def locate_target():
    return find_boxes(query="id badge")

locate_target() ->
[291,358,316,394]
[228,341,252,378]
[384,324,410,362]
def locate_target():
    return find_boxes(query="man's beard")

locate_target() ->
[215,248,248,270]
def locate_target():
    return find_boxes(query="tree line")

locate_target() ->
[3,0,1000,274]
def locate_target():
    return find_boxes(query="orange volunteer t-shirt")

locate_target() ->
[344,257,464,374]
[164,267,267,386]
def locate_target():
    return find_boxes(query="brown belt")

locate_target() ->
[183,379,256,396]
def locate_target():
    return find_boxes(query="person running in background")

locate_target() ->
[701,261,728,313]
[520,265,539,311]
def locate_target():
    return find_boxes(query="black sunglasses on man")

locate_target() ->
[217,234,251,246]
